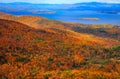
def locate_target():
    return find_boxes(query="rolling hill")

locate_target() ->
[0,12,81,29]
[0,12,120,41]
[0,18,120,79]
[0,2,120,79]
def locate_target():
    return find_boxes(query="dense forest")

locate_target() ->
[0,12,120,79]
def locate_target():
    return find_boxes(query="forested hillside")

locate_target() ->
[0,12,120,41]
[0,18,120,79]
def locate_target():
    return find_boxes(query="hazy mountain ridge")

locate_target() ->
[0,2,120,12]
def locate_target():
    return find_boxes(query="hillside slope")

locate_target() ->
[0,12,120,41]
[0,12,80,29]
[0,19,120,79]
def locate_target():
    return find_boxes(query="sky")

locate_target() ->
[0,0,120,4]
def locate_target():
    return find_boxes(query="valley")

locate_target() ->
[0,12,120,79]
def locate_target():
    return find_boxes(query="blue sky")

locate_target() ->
[0,0,120,4]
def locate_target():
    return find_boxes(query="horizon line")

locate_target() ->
[0,1,120,4]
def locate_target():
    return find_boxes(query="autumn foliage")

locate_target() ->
[0,16,120,79]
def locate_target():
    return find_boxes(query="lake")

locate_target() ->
[6,10,120,25]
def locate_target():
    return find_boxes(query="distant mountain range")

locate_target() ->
[72,2,120,11]
[0,2,120,14]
